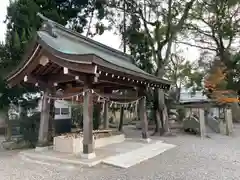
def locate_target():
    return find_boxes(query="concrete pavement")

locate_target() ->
[1,127,240,179]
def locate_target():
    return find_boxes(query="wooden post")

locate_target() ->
[139,96,149,141]
[6,122,12,141]
[37,91,50,147]
[225,108,233,136]
[82,89,95,159]
[48,90,55,142]
[103,101,109,129]
[118,107,124,131]
[199,108,206,138]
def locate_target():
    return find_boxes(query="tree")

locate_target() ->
[165,49,194,102]
[0,0,111,107]
[3,0,108,71]
[181,0,240,89]
[179,0,240,120]
[110,0,196,135]
[182,0,240,57]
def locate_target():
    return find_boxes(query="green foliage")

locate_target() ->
[176,107,186,121]
[3,0,108,69]
[19,112,40,147]
[71,106,83,127]
[0,0,110,114]
[93,104,101,130]
[124,23,155,73]
[116,0,196,75]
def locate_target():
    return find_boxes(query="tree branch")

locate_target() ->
[173,0,196,34]
[158,0,196,51]
[176,41,217,52]
[194,14,221,48]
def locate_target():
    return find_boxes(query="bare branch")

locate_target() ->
[187,23,215,39]
[176,41,217,52]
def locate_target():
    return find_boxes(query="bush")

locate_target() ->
[176,107,186,121]
[19,112,40,147]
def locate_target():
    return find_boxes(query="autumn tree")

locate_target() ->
[178,0,240,120]
[181,0,240,92]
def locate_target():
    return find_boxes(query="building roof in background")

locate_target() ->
[179,91,210,103]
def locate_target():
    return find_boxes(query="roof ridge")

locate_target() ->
[37,12,132,62]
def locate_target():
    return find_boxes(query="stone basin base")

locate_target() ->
[53,133,125,155]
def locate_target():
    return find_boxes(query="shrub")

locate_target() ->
[19,112,40,148]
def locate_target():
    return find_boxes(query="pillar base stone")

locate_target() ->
[141,138,151,143]
[81,152,96,159]
[35,146,49,152]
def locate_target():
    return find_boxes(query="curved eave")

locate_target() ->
[6,33,171,88]
[6,41,41,84]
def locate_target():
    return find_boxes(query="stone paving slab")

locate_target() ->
[102,140,176,168]
[19,139,173,168]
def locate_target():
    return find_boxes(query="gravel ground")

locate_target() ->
[1,126,240,180]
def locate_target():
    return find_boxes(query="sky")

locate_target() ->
[0,0,122,50]
[0,0,9,42]
[0,0,199,62]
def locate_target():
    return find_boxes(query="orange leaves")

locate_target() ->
[203,61,237,103]
[204,64,226,91]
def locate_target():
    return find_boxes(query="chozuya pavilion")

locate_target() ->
[6,13,171,158]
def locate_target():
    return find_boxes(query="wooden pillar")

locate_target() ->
[199,108,206,138]
[139,96,149,140]
[225,108,233,136]
[103,101,109,129]
[48,89,55,142]
[118,107,124,131]
[82,88,95,159]
[6,122,12,141]
[37,91,50,147]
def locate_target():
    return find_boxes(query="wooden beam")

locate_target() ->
[67,68,142,88]
[43,73,84,84]
[97,93,138,101]
[93,83,134,90]
[28,74,51,89]
[98,74,140,88]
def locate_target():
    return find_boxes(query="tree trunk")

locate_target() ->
[0,110,9,140]
[151,91,164,136]
[158,89,171,134]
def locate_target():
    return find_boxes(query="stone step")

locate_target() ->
[102,141,176,168]
[19,150,102,167]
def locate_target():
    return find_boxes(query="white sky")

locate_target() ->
[0,0,199,62]
[0,0,9,42]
